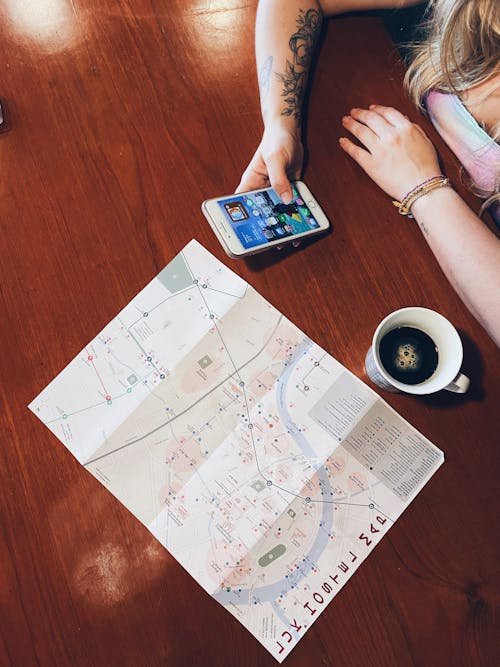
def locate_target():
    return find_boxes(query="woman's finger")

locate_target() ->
[342,115,378,150]
[369,104,412,128]
[236,149,270,193]
[338,136,372,172]
[349,107,390,136]
[235,168,269,193]
[266,151,294,203]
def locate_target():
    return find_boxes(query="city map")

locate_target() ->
[29,239,444,662]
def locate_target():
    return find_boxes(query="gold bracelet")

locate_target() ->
[393,176,446,214]
[392,176,450,217]
[400,176,446,211]
[403,180,451,217]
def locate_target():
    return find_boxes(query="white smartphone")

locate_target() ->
[201,181,331,258]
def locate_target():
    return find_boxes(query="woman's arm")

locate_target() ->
[237,0,323,201]
[237,0,422,199]
[340,104,500,346]
[411,188,500,346]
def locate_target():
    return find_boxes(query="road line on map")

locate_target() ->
[126,329,162,375]
[300,352,327,386]
[205,285,249,300]
[85,347,110,397]
[127,284,197,329]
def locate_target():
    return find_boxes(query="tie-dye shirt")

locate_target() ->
[425,90,500,227]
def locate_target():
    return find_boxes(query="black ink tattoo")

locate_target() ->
[258,56,273,100]
[419,221,430,237]
[276,8,322,122]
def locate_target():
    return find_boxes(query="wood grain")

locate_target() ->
[0,2,498,665]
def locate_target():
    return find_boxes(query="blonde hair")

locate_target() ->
[405,0,500,213]
[405,0,500,108]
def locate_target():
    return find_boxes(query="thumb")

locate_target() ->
[266,153,293,204]
[235,170,268,194]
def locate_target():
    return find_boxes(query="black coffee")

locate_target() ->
[379,326,438,385]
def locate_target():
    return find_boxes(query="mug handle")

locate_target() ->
[444,372,470,394]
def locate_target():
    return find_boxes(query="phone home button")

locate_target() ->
[308,200,316,208]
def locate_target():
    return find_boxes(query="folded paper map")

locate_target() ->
[29,239,444,662]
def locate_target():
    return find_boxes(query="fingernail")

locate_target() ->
[280,191,292,204]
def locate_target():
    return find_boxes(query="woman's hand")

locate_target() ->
[339,105,441,201]
[236,120,304,203]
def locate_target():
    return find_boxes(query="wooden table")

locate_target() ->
[1,2,498,665]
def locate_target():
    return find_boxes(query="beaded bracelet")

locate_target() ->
[396,176,446,211]
[392,176,451,218]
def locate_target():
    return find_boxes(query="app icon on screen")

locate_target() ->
[224,201,249,222]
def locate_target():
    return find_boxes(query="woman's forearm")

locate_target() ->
[411,188,500,345]
[256,0,323,128]
[255,0,423,129]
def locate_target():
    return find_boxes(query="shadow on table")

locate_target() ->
[244,230,331,273]
[0,96,10,133]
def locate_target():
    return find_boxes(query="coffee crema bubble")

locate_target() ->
[379,326,438,385]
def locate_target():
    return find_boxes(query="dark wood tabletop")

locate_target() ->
[1,2,498,666]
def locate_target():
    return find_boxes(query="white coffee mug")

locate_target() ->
[365,307,470,395]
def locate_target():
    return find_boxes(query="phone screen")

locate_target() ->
[216,184,321,249]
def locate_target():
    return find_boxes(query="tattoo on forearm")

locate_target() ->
[276,8,322,122]
[419,221,430,237]
[258,56,273,100]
